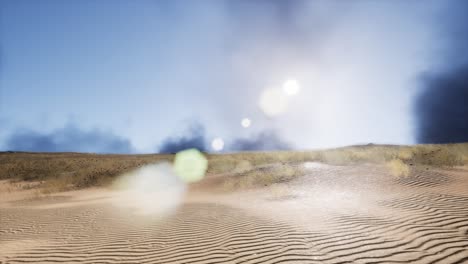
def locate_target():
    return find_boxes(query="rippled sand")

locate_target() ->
[1,164,468,263]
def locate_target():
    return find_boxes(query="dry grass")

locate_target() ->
[317,144,468,166]
[387,159,411,178]
[398,148,414,160]
[463,154,468,165]
[1,143,467,193]
[0,152,172,192]
[221,164,302,191]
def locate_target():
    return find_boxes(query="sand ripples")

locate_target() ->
[1,166,468,263]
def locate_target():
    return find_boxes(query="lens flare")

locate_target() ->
[173,149,208,183]
[283,79,300,95]
[211,137,224,151]
[111,162,186,215]
[259,88,289,117]
[241,118,251,128]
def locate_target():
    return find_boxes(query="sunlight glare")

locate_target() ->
[259,88,289,117]
[241,118,251,128]
[111,162,186,215]
[211,137,225,151]
[173,149,208,183]
[283,79,300,95]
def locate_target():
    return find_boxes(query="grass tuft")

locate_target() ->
[387,159,410,178]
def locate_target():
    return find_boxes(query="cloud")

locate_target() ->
[415,2,468,144]
[4,123,134,153]
[3,120,293,154]
[158,123,207,153]
[230,130,292,151]
[158,122,291,153]
[415,65,468,143]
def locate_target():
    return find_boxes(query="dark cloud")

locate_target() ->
[415,65,468,143]
[415,2,468,144]
[230,130,292,151]
[4,123,134,153]
[158,123,207,153]
[158,122,291,153]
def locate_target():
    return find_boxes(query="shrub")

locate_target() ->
[398,148,414,160]
[387,159,410,178]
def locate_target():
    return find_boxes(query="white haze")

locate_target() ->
[128,0,446,151]
[0,1,452,152]
[111,163,186,215]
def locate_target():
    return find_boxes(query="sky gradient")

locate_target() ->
[1,0,467,153]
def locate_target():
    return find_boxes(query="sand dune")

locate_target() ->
[1,164,468,263]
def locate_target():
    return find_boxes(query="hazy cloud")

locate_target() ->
[416,65,468,143]
[158,122,291,153]
[415,1,468,144]
[230,130,292,151]
[4,123,134,153]
[3,121,293,154]
[3,1,465,149]
[158,123,207,153]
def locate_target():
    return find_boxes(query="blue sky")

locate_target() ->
[1,0,467,153]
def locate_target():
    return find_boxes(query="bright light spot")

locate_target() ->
[111,162,186,215]
[241,118,251,128]
[283,79,300,95]
[173,149,208,183]
[211,137,224,151]
[259,88,289,117]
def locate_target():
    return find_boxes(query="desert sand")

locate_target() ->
[1,163,468,263]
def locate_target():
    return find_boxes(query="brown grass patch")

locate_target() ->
[1,143,467,193]
[387,159,411,178]
[0,152,172,191]
[221,164,302,191]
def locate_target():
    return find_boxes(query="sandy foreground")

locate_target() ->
[1,163,468,264]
